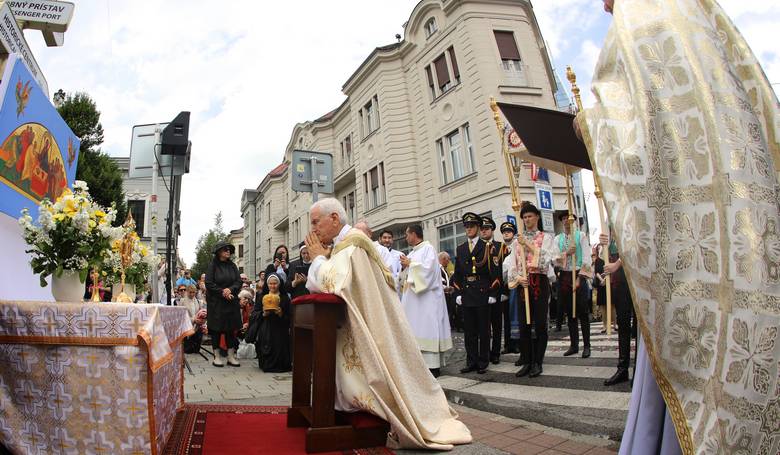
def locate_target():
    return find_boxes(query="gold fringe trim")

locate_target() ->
[333,231,397,289]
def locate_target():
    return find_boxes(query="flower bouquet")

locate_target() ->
[19,181,121,301]
[102,214,160,302]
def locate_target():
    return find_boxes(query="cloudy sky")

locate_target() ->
[26,0,780,264]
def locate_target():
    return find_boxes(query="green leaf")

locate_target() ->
[79,268,88,283]
[55,265,63,278]
[39,274,48,288]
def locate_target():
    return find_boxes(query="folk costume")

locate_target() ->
[504,204,554,378]
[552,216,592,358]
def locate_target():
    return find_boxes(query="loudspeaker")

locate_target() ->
[161,111,190,155]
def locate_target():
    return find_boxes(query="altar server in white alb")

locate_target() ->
[399,224,453,378]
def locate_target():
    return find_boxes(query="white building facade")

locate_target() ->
[242,0,577,278]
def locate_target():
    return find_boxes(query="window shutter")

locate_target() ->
[494,31,521,60]
[448,47,460,80]
[370,167,379,189]
[434,54,450,88]
[425,65,434,89]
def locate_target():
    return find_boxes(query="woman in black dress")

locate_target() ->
[205,241,243,367]
[254,273,291,372]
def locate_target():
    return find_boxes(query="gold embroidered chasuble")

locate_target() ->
[578,1,780,454]
[308,229,471,450]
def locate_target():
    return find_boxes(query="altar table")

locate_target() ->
[0,300,193,455]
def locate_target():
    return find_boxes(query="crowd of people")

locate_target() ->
[169,202,632,387]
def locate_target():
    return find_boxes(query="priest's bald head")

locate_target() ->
[309,198,348,244]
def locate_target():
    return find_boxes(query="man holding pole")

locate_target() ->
[505,203,554,378]
[553,212,592,358]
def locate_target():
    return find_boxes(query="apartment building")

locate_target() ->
[241,0,576,278]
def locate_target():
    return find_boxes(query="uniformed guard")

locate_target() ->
[479,216,507,364]
[552,212,592,358]
[499,221,518,354]
[506,203,554,378]
[452,212,499,374]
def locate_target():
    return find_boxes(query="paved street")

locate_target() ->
[440,322,633,443]
[183,322,625,454]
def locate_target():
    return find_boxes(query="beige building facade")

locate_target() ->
[241,0,574,278]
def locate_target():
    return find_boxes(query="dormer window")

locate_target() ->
[424,17,437,38]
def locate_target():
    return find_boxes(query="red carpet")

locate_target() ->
[163,404,393,455]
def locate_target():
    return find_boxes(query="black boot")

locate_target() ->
[563,346,578,356]
[529,363,543,378]
[515,363,531,377]
[582,347,591,358]
[460,365,477,374]
[604,368,629,386]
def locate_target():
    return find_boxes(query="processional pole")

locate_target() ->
[490,97,531,325]
[566,66,612,335]
[564,168,577,319]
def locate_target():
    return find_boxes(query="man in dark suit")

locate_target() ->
[452,212,500,374]
[480,216,508,364]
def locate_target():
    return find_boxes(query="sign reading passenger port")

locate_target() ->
[291,150,332,203]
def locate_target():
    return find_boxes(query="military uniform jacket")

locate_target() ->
[452,238,501,307]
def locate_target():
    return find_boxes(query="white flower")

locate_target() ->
[38,209,55,232]
[73,180,89,192]
[73,210,90,233]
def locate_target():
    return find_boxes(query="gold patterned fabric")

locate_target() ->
[0,300,193,455]
[578,1,780,454]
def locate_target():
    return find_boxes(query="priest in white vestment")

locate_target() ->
[398,224,453,376]
[305,198,471,450]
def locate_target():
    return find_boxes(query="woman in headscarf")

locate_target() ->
[205,241,243,367]
[254,273,291,372]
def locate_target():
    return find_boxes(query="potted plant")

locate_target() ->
[19,180,120,302]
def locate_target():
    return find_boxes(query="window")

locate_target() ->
[340,134,352,167]
[363,162,386,211]
[266,201,271,220]
[239,244,244,259]
[424,17,437,38]
[426,47,461,100]
[127,200,145,237]
[437,223,465,260]
[361,96,380,138]
[436,123,476,184]
[342,191,356,223]
[493,30,524,83]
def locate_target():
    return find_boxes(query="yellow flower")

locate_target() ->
[94,210,106,219]
[53,213,66,222]
[112,239,122,251]
[140,246,149,256]
[89,219,97,228]
[62,198,78,216]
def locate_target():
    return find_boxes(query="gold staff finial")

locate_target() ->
[566,65,584,112]
[490,96,504,132]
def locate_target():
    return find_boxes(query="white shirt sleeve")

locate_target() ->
[306,255,328,293]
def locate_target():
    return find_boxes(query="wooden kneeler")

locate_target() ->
[287,293,390,453]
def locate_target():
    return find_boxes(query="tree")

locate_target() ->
[191,212,230,279]
[56,91,126,224]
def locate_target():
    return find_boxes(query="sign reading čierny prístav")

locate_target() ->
[7,0,74,30]
[0,2,48,95]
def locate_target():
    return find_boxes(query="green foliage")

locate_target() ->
[191,212,229,279]
[56,90,127,224]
